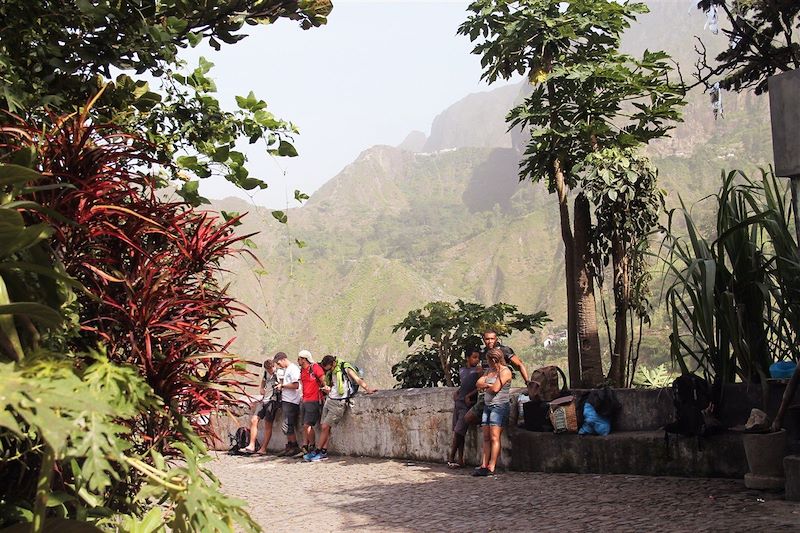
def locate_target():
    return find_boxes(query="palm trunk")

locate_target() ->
[553,157,580,387]
[608,232,629,387]
[574,193,603,387]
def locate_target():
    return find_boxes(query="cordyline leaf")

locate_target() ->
[90,205,165,229]
[82,263,125,283]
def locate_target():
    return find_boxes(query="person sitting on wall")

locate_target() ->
[304,354,377,462]
[296,349,326,458]
[447,347,481,468]
[463,329,528,428]
[473,347,512,477]
[274,352,303,457]
[240,358,280,455]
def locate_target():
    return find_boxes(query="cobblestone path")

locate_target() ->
[209,453,799,532]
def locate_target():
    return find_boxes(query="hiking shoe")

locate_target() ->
[276,445,293,457]
[292,446,308,459]
[309,450,328,462]
[303,450,318,462]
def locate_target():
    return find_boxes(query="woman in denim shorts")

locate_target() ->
[472,347,512,477]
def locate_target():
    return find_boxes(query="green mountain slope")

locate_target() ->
[215,0,775,387]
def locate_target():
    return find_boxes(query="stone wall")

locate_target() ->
[209,382,800,477]
[210,387,510,467]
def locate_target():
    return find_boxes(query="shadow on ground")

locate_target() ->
[308,458,796,532]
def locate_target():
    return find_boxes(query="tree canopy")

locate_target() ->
[0,0,333,203]
[694,0,799,94]
[392,300,548,388]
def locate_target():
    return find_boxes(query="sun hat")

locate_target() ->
[298,349,314,364]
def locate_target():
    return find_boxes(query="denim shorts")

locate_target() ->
[481,403,510,427]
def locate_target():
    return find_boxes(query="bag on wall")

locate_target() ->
[527,365,568,402]
[523,400,554,432]
[549,395,579,433]
[664,373,712,437]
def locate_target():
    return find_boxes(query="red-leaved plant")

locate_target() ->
[0,110,253,449]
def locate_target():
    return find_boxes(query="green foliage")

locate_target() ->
[459,0,686,188]
[0,0,333,203]
[662,169,799,386]
[695,1,800,94]
[582,147,663,264]
[390,347,448,389]
[0,165,259,531]
[632,363,676,389]
[392,299,549,388]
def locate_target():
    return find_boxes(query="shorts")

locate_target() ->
[301,401,322,426]
[452,399,469,435]
[252,400,279,422]
[481,403,510,428]
[281,401,300,435]
[321,398,348,427]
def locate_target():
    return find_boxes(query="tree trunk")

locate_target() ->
[553,157,580,387]
[574,193,603,387]
[608,232,629,387]
[440,343,454,387]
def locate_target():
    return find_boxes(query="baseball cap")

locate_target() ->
[298,349,314,364]
[273,352,288,362]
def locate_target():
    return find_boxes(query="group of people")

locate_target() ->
[240,329,525,475]
[448,330,528,477]
[239,350,376,462]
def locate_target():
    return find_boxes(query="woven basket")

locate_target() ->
[549,395,578,433]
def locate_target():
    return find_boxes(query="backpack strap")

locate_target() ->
[555,366,568,395]
[311,363,325,388]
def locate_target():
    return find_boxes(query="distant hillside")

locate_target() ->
[216,0,774,388]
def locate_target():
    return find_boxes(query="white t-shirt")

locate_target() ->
[280,363,302,405]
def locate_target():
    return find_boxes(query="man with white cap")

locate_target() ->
[296,349,326,458]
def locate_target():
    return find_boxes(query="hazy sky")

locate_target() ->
[181,0,514,208]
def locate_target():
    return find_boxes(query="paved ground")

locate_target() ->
[209,453,800,532]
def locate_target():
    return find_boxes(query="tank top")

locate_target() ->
[485,373,511,406]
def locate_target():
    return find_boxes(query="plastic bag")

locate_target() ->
[578,402,611,436]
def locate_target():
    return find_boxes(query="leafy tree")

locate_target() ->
[581,147,664,386]
[459,0,684,386]
[0,0,333,203]
[693,0,800,94]
[392,300,549,388]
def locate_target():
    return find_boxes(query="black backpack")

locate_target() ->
[228,427,259,455]
[586,387,621,423]
[665,373,711,437]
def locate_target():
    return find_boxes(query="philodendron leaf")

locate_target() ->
[0,164,44,187]
[0,302,64,328]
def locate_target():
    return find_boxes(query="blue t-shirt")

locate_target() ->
[457,366,481,402]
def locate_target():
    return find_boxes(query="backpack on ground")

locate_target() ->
[527,365,568,402]
[228,426,259,455]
